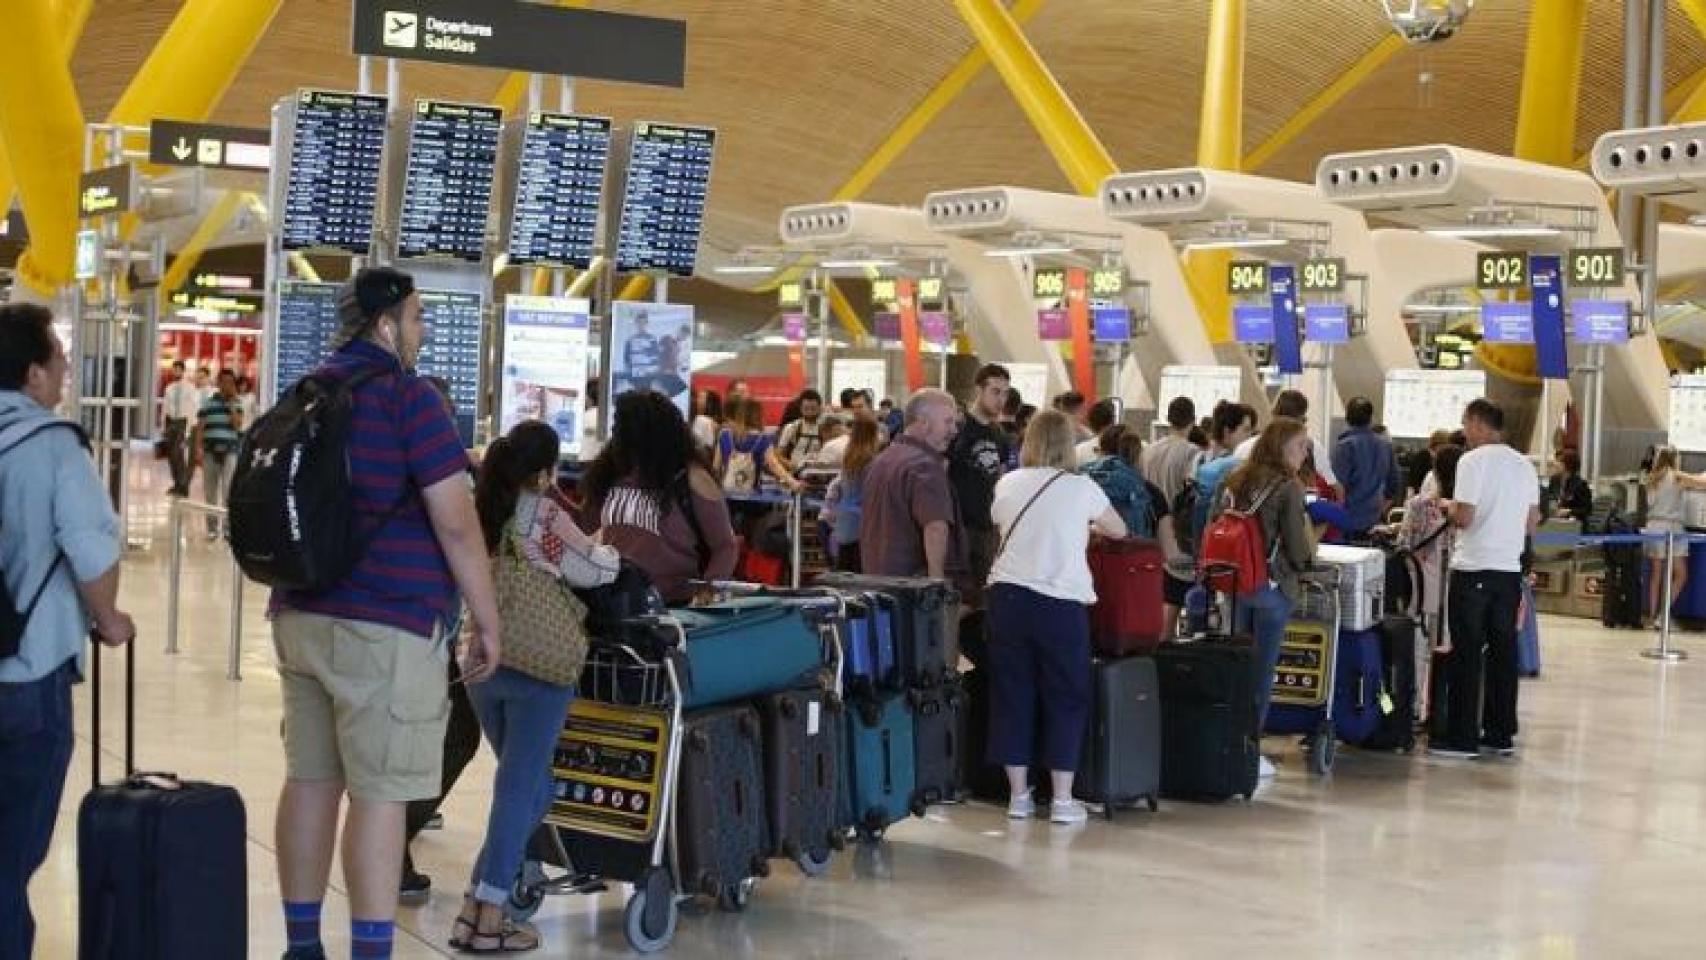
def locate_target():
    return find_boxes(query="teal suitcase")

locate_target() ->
[840,692,916,840]
[673,599,827,709]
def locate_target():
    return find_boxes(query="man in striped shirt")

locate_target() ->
[191,369,243,537]
[269,267,501,960]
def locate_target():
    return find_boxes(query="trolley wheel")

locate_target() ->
[1146,795,1160,813]
[506,864,545,923]
[623,870,678,955]
[854,825,885,845]
[716,877,756,912]
[1310,720,1336,776]
[795,849,833,878]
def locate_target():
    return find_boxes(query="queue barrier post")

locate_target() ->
[161,498,245,680]
[1642,530,1690,663]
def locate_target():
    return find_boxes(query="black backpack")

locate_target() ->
[228,368,401,591]
[1171,476,1202,559]
[0,418,89,660]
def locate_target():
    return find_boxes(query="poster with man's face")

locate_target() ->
[609,301,694,419]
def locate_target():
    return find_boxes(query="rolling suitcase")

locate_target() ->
[841,692,917,838]
[77,640,247,960]
[1075,656,1162,817]
[674,704,771,899]
[1087,538,1167,656]
[1517,581,1541,677]
[1155,637,1259,802]
[757,687,843,874]
[907,678,965,811]
[1328,628,1385,745]
[816,573,961,685]
[842,591,899,695]
[1361,615,1419,751]
[957,669,1008,802]
[673,599,826,708]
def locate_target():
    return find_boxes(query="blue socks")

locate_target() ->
[351,918,395,959]
[282,901,321,952]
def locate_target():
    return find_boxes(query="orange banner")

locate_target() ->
[1066,267,1095,404]
[898,277,924,393]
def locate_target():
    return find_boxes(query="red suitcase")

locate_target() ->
[1088,538,1166,656]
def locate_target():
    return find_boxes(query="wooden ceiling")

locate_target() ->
[66,1,1706,276]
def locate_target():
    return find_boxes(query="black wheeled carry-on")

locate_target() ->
[907,677,966,811]
[757,687,844,876]
[814,573,961,686]
[673,703,772,903]
[1155,636,1259,802]
[1075,656,1162,817]
[77,638,248,960]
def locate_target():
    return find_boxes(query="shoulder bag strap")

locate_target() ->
[995,469,1068,561]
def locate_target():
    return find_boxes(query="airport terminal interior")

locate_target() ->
[21,0,1706,957]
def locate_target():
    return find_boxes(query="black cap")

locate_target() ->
[351,267,415,319]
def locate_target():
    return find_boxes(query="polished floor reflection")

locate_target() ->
[28,513,1706,957]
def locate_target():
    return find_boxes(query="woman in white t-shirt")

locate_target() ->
[985,409,1126,825]
[1644,446,1706,623]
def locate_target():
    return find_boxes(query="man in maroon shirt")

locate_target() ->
[859,388,962,580]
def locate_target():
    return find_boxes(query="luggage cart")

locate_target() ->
[517,620,691,954]
[1268,573,1344,776]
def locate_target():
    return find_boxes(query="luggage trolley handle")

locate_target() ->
[89,630,137,786]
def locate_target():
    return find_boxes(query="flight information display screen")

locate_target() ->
[273,281,342,400]
[398,100,503,262]
[508,113,612,268]
[615,122,715,277]
[414,289,485,444]
[283,90,388,254]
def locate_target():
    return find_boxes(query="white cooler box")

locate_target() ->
[1309,544,1385,631]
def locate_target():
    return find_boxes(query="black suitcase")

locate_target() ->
[815,573,960,686]
[77,640,247,960]
[1155,638,1259,802]
[757,688,843,875]
[958,669,1008,801]
[1602,544,1645,628]
[675,704,771,900]
[907,677,965,811]
[1075,657,1162,817]
[1361,615,1419,752]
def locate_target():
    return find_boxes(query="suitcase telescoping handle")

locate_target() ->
[89,629,135,786]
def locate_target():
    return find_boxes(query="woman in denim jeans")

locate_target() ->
[452,421,619,953]
[1208,416,1316,781]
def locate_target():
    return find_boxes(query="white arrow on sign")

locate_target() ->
[171,138,192,161]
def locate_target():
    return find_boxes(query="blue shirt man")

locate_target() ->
[0,304,135,959]
[1330,396,1402,536]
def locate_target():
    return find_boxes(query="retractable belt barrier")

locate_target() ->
[1526,529,1700,662]
[164,498,247,681]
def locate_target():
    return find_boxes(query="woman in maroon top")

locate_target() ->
[581,391,739,603]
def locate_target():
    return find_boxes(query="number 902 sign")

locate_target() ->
[1476,252,1527,291]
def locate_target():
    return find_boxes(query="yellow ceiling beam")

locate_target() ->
[618,274,652,301]
[1243,34,1405,171]
[0,0,92,221]
[826,279,869,339]
[156,189,250,306]
[950,0,1115,195]
[1511,0,1588,166]
[1185,0,1248,345]
[566,258,604,297]
[108,0,283,133]
[1682,0,1706,43]
[0,0,86,293]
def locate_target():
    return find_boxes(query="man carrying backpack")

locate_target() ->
[0,304,135,960]
[263,268,501,960]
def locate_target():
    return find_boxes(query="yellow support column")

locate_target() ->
[1185,0,1247,344]
[107,0,283,132]
[568,258,605,298]
[0,0,92,219]
[1511,0,1588,166]
[156,190,250,306]
[0,0,88,293]
[618,275,652,302]
[826,280,869,340]
[950,0,1115,196]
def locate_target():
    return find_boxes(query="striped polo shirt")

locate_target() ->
[197,391,242,452]
[273,339,471,638]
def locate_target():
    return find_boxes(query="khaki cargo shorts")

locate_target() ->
[272,611,450,803]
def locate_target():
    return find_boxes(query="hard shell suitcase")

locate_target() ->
[673,599,826,708]
[907,678,965,811]
[815,573,960,685]
[674,704,771,899]
[1087,538,1167,657]
[1155,638,1259,802]
[1313,544,1386,630]
[840,692,917,838]
[842,592,899,695]
[1361,615,1419,751]
[1075,656,1162,817]
[77,640,247,960]
[757,688,844,873]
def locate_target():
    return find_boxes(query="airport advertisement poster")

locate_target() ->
[499,295,592,456]
[609,301,694,419]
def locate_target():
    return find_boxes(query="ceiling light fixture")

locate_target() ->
[1182,236,1290,251]
[981,244,1076,259]
[1422,225,1562,240]
[819,258,899,270]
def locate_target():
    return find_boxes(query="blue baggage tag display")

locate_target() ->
[1232,303,1275,344]
[1481,301,1534,344]
[1570,299,1631,345]
[1303,303,1350,344]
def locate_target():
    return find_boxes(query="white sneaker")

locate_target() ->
[1006,791,1035,820]
[1049,799,1089,825]
[1258,756,1277,779]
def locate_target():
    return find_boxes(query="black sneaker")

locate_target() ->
[1480,738,1517,758]
[399,868,432,905]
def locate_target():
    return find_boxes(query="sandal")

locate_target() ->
[447,915,478,951]
[460,921,540,954]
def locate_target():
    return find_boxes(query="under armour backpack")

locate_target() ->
[1198,481,1282,596]
[227,368,390,591]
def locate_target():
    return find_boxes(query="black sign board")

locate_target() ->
[1298,257,1346,294]
[615,122,716,276]
[1227,260,1268,295]
[149,119,271,171]
[351,0,686,89]
[1476,251,1527,290]
[283,90,388,254]
[398,100,503,262]
[1567,247,1625,288]
[79,164,133,219]
[507,113,612,268]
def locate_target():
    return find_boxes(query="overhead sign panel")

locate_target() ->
[1481,301,1534,343]
[1571,298,1631,345]
[78,164,133,218]
[506,113,611,268]
[283,90,388,254]
[351,0,686,88]
[398,99,503,262]
[1476,251,1527,290]
[274,281,342,400]
[149,119,271,171]
[413,289,485,443]
[1567,247,1624,289]
[1303,302,1350,344]
[615,122,715,276]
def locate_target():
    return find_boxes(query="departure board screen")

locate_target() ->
[414,289,485,444]
[273,281,342,400]
[615,122,715,276]
[398,100,503,262]
[283,90,388,254]
[508,113,612,268]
